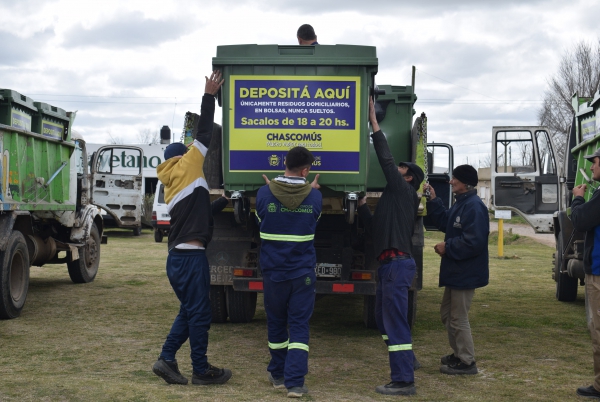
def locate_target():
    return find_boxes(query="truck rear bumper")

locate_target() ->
[232,278,376,295]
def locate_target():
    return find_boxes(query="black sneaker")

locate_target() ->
[440,353,461,366]
[192,364,232,385]
[440,361,478,375]
[152,357,188,385]
[375,381,416,396]
[577,385,600,399]
[268,372,286,389]
[287,385,308,398]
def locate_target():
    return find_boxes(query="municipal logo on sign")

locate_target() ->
[269,154,281,167]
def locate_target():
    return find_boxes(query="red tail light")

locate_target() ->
[152,211,157,220]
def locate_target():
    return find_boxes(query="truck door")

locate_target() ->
[491,126,560,233]
[423,143,454,230]
[90,146,144,229]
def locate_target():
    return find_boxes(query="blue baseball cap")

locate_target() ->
[164,142,188,160]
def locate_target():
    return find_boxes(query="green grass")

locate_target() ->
[0,228,591,401]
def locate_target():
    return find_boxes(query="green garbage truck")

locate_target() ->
[201,44,436,328]
[0,89,144,319]
[490,89,600,306]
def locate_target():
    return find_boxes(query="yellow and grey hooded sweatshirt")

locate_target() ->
[156,94,219,251]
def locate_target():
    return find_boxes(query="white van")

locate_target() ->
[151,183,170,242]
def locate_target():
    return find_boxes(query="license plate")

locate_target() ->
[315,263,342,278]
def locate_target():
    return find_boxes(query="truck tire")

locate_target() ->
[154,230,163,243]
[0,231,30,319]
[408,289,417,330]
[363,295,377,329]
[67,223,100,284]
[133,226,142,236]
[210,285,228,323]
[226,286,256,323]
[555,235,577,302]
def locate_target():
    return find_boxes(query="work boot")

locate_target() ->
[440,353,461,366]
[287,385,308,398]
[268,372,285,389]
[375,381,416,395]
[413,356,421,370]
[152,357,188,385]
[192,364,232,385]
[440,361,478,375]
[577,385,600,399]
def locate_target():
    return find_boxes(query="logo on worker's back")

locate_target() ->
[268,203,277,213]
[269,154,281,167]
[453,216,462,228]
[305,277,311,286]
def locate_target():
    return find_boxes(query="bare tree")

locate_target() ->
[137,128,160,144]
[107,131,126,145]
[538,38,600,164]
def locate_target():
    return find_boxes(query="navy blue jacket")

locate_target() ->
[255,179,322,281]
[571,189,600,275]
[426,190,489,289]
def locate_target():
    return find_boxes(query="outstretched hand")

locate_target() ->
[368,97,380,133]
[205,70,224,95]
[311,174,320,189]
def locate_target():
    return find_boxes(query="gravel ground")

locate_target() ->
[490,221,555,247]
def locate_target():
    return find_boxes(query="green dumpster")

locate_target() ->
[0,89,37,132]
[212,44,378,197]
[33,102,70,141]
[368,85,417,190]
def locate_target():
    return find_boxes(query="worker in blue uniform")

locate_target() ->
[358,98,424,396]
[255,146,322,398]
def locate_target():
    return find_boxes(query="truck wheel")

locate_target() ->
[226,286,256,323]
[555,235,577,301]
[0,231,30,319]
[363,295,378,329]
[133,226,142,236]
[210,285,228,323]
[67,223,100,284]
[408,289,417,330]
[154,230,163,243]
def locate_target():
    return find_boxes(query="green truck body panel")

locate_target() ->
[0,88,76,212]
[0,124,75,211]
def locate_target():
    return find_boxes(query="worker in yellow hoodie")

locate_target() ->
[152,71,231,386]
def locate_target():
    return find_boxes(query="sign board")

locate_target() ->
[228,75,361,173]
[494,210,512,220]
[86,143,168,178]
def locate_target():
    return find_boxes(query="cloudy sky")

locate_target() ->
[1,0,599,166]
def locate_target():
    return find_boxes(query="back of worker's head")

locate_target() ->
[164,142,188,160]
[297,24,316,42]
[285,146,315,174]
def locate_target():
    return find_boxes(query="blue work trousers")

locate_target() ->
[376,257,416,383]
[263,271,316,388]
[160,249,212,375]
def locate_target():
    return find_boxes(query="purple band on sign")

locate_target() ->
[229,151,359,172]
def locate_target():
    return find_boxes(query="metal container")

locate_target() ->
[368,85,417,190]
[213,44,378,197]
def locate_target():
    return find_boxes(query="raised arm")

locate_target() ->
[196,70,224,149]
